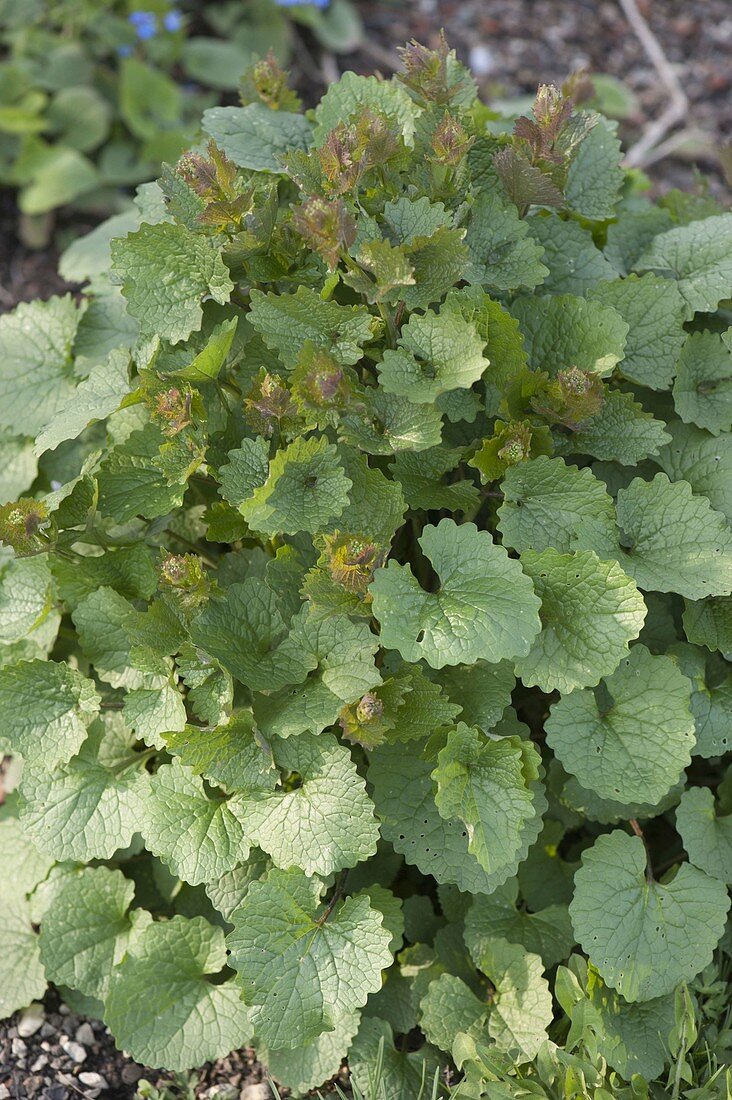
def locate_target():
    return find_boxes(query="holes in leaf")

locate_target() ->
[416,630,425,644]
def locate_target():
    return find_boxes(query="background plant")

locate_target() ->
[0,35,731,1099]
[0,0,361,237]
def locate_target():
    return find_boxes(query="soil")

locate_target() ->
[1,0,730,1096]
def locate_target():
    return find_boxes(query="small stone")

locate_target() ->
[59,1003,71,1015]
[207,1087,238,1100]
[31,1055,49,1072]
[42,1088,69,1100]
[40,1024,55,1039]
[11,1036,27,1059]
[78,1073,108,1090]
[121,1064,144,1085]
[240,1086,271,1100]
[25,1078,45,1098]
[75,1023,96,1047]
[60,1039,87,1064]
[18,1003,45,1038]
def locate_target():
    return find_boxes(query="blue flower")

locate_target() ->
[275,0,330,8]
[128,10,157,39]
[117,43,134,57]
[163,9,184,31]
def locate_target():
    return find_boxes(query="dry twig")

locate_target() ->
[617,0,689,167]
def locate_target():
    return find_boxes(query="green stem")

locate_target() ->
[629,818,654,881]
[378,303,398,348]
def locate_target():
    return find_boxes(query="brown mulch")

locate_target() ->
[1,1,730,1097]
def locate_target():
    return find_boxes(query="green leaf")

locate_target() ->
[587,274,687,390]
[377,308,488,403]
[334,445,407,541]
[111,222,233,344]
[474,937,553,1062]
[248,287,375,368]
[72,586,167,689]
[59,210,141,283]
[239,435,352,536]
[239,732,379,876]
[201,103,312,171]
[419,974,487,1053]
[349,1018,445,1100]
[141,760,253,886]
[518,821,577,910]
[560,960,676,1081]
[19,145,100,216]
[264,1010,361,1095]
[0,895,46,1018]
[204,851,270,922]
[512,294,628,377]
[515,550,646,693]
[636,213,732,318]
[165,712,276,792]
[227,868,392,1049]
[0,556,53,645]
[51,544,157,608]
[559,771,684,828]
[0,659,100,769]
[340,388,443,454]
[35,348,130,455]
[253,612,379,738]
[384,195,451,243]
[370,518,541,668]
[465,880,575,969]
[465,191,548,291]
[39,866,149,1000]
[19,713,151,861]
[313,72,419,145]
[0,432,38,504]
[0,817,54,902]
[399,225,470,311]
[104,915,252,1070]
[676,786,732,883]
[96,424,188,523]
[341,664,461,749]
[668,642,732,758]
[657,420,732,524]
[432,724,540,876]
[176,645,233,727]
[559,389,670,465]
[124,677,186,749]
[527,217,616,295]
[497,455,617,557]
[368,741,546,895]
[564,119,624,221]
[683,595,732,658]
[570,830,730,1001]
[673,330,732,435]
[431,660,515,733]
[616,473,732,598]
[546,644,694,803]
[0,295,82,436]
[604,205,672,276]
[119,57,183,142]
[190,579,314,692]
